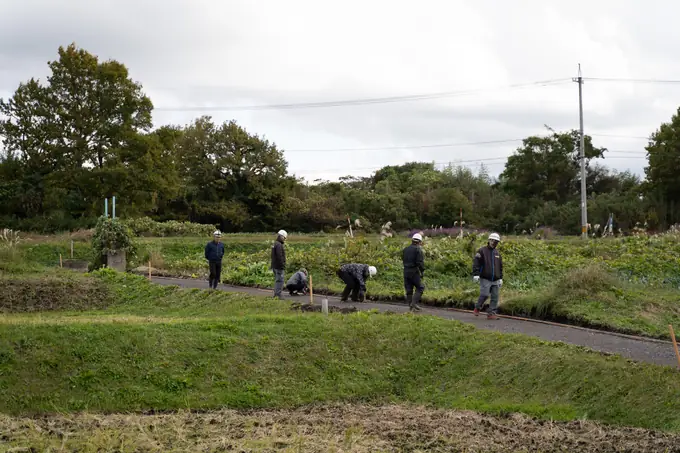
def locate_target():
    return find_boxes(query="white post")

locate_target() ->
[322,298,329,316]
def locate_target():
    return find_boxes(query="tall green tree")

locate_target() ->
[501,130,606,208]
[175,116,293,231]
[0,43,160,226]
[645,107,680,226]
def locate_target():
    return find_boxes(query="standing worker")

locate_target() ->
[472,232,503,320]
[403,233,425,311]
[336,263,377,302]
[271,229,287,299]
[204,230,225,290]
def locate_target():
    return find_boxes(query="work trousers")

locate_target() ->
[404,269,424,305]
[475,278,500,314]
[337,269,363,302]
[208,261,222,289]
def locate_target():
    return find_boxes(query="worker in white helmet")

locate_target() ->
[204,230,225,289]
[402,232,425,311]
[271,229,288,299]
[472,232,503,320]
[336,263,377,302]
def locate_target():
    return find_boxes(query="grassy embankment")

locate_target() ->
[12,232,680,339]
[1,270,680,434]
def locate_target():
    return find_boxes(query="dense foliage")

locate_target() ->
[91,216,136,267]
[1,44,678,234]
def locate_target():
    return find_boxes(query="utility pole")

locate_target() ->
[573,64,588,239]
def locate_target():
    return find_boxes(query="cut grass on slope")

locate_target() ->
[1,270,680,433]
[504,266,680,339]
[4,405,680,453]
[13,235,680,340]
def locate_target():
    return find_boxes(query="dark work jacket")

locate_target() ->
[402,244,425,274]
[271,237,286,270]
[204,241,225,262]
[339,263,370,290]
[472,245,503,282]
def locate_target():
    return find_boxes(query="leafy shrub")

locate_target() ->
[91,217,136,267]
[124,217,215,237]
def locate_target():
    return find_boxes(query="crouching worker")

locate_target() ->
[336,263,377,302]
[472,232,503,320]
[286,268,308,296]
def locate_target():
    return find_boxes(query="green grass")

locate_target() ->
[1,270,680,432]
[9,232,680,339]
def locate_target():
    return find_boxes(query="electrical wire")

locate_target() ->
[153,78,572,112]
[590,133,649,139]
[584,77,680,84]
[293,158,508,175]
[284,138,525,153]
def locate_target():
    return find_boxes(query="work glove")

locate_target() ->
[473,276,480,283]
[498,279,503,288]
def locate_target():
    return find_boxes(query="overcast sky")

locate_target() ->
[1,0,678,182]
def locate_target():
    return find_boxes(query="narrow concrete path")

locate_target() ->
[151,276,679,368]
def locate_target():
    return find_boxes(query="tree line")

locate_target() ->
[1,44,680,235]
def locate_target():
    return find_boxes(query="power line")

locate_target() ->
[584,77,680,84]
[284,138,525,153]
[153,78,572,112]
[591,133,649,139]
[294,157,508,174]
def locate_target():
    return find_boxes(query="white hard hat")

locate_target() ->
[277,230,288,239]
[412,233,423,242]
[488,232,501,242]
[368,266,377,277]
[213,230,222,237]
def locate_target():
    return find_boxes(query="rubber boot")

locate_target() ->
[411,290,422,312]
[406,294,417,312]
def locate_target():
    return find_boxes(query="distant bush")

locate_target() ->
[124,217,216,237]
[92,217,137,268]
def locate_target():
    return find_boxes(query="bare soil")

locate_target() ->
[2,405,679,452]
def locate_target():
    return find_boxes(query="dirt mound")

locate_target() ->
[0,276,110,312]
[290,302,358,314]
[2,405,678,452]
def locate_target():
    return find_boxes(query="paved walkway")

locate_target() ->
[151,277,679,368]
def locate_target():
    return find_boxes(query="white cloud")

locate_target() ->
[1,0,678,181]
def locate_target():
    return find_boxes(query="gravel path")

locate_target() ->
[152,277,679,368]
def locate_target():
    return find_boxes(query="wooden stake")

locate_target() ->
[148,260,152,280]
[59,254,63,268]
[670,325,680,369]
[309,274,314,305]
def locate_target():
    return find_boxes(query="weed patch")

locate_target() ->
[0,275,110,312]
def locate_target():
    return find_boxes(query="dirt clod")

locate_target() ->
[290,302,358,314]
[2,404,679,452]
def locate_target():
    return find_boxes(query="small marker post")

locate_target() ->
[309,274,314,305]
[669,325,680,370]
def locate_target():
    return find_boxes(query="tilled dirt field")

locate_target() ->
[2,405,679,452]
